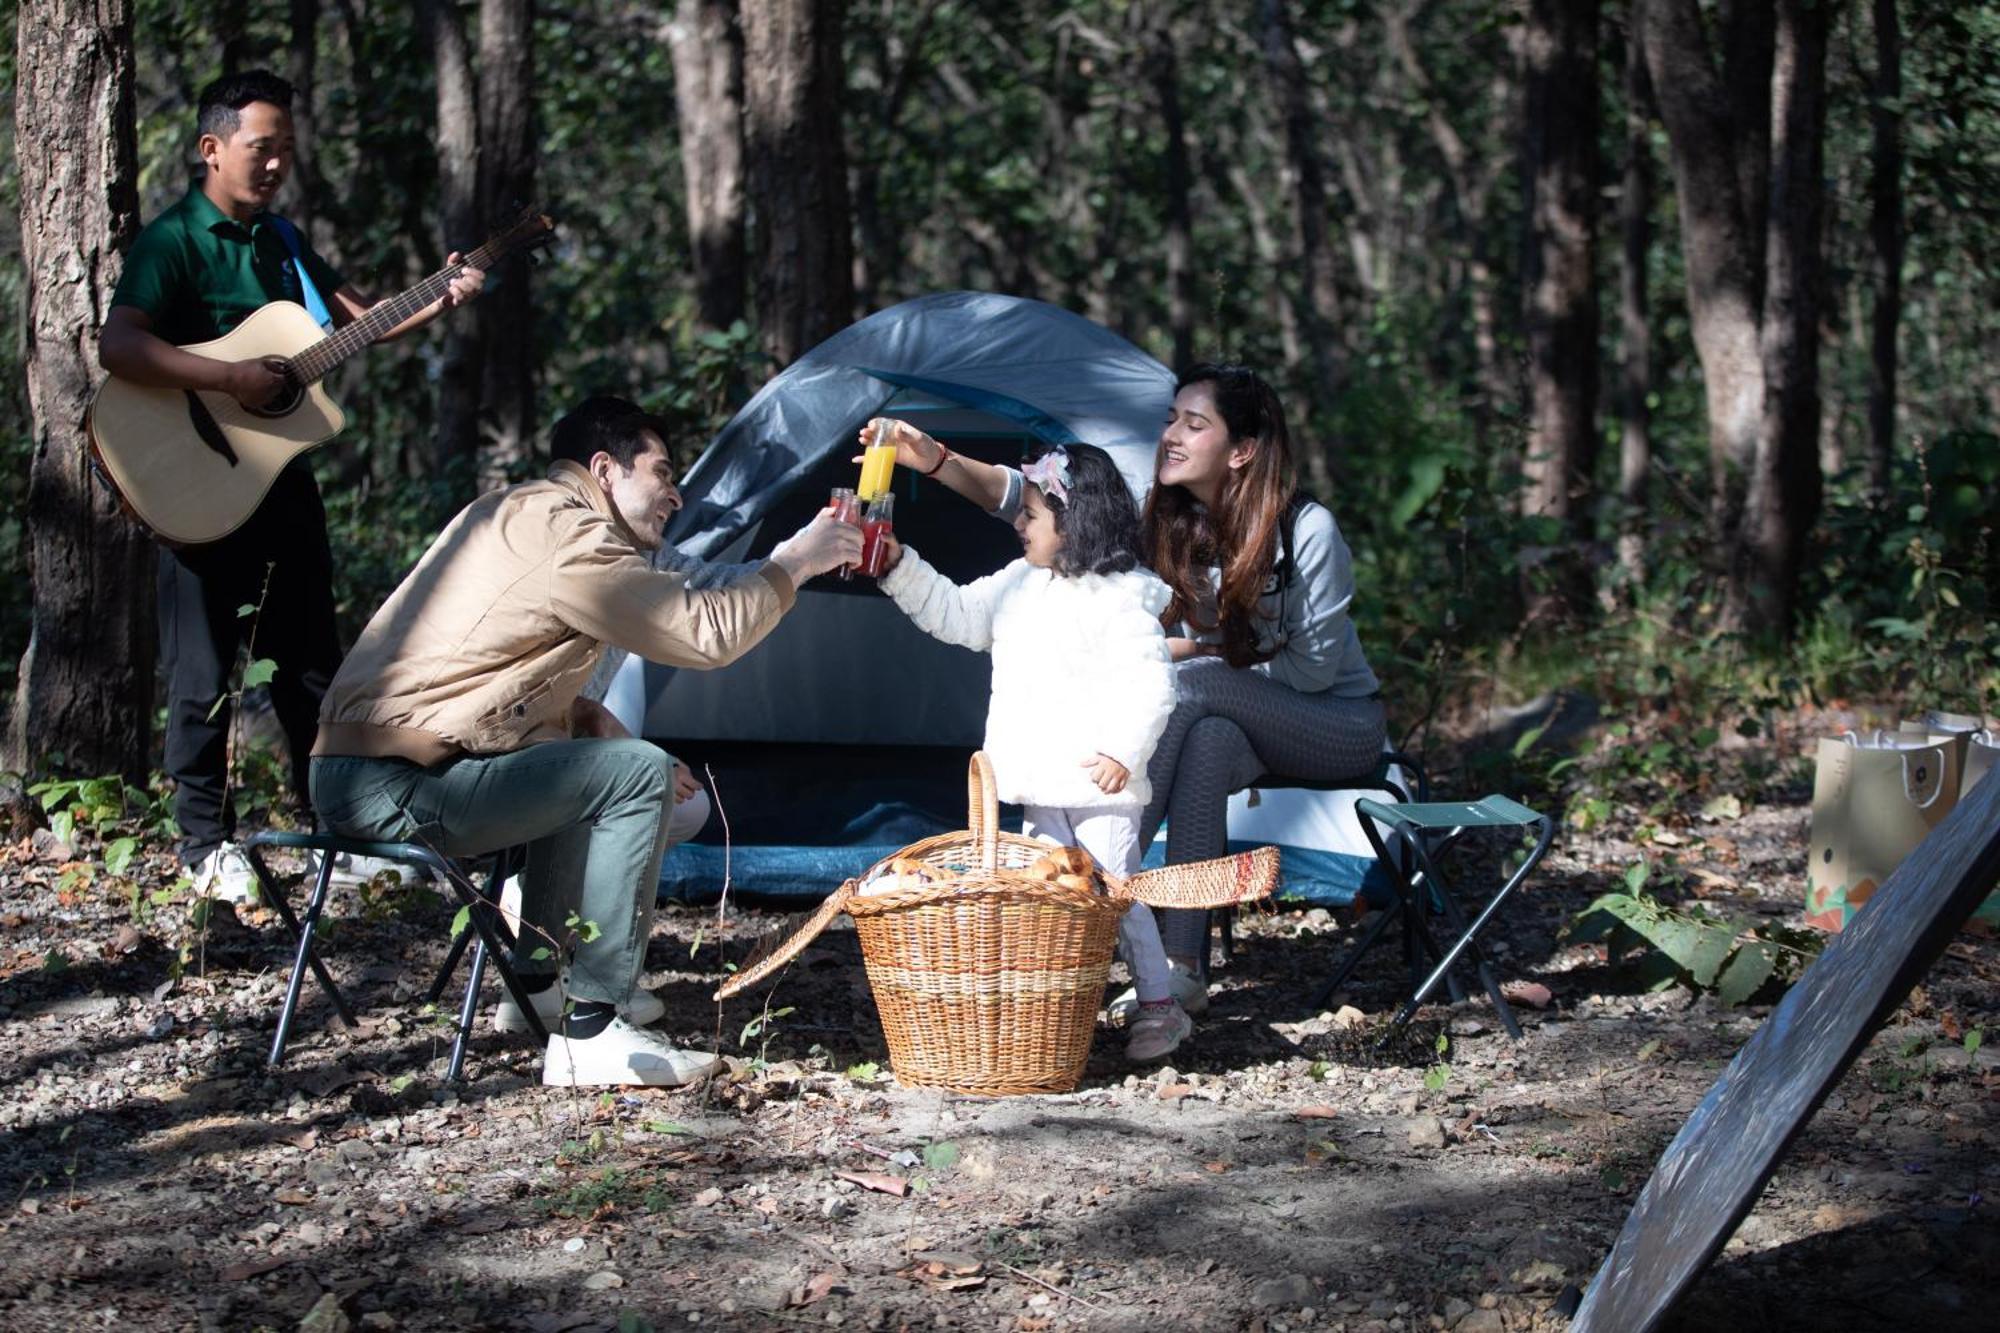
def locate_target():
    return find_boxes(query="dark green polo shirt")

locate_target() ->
[110,186,344,347]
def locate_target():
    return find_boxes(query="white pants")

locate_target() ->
[1020,803,1171,1004]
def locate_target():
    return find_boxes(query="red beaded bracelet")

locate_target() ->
[921,446,953,477]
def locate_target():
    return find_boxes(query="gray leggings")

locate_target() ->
[1138,657,1388,961]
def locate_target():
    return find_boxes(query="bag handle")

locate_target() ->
[968,751,999,872]
[713,880,855,1001]
[1901,749,1945,809]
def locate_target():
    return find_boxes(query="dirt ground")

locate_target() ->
[1,769,1995,1333]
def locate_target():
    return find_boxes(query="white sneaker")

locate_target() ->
[190,841,259,907]
[1107,959,1209,1026]
[1124,1001,1193,1063]
[494,985,666,1033]
[304,851,432,886]
[541,1016,722,1088]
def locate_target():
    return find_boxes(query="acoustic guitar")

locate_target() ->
[87,208,555,546]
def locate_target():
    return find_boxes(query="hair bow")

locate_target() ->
[1021,448,1072,505]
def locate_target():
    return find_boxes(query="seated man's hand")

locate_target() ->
[768,508,864,584]
[1082,753,1130,795]
[569,696,631,740]
[672,762,701,803]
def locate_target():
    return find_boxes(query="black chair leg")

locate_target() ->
[446,937,492,1083]
[259,853,355,1067]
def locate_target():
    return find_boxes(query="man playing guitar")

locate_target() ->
[97,69,484,903]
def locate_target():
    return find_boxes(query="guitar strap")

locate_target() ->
[267,215,335,332]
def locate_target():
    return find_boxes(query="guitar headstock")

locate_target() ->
[472,207,557,267]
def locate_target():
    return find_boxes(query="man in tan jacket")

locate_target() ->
[312,396,860,1087]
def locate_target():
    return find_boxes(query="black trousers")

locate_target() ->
[158,461,342,863]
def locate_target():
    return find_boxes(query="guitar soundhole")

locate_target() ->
[243,374,305,419]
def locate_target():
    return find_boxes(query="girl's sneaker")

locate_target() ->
[1125,1001,1193,1063]
[1106,959,1209,1026]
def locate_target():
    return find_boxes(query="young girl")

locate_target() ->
[865,429,1190,1063]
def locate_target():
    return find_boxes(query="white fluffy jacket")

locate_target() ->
[881,549,1176,811]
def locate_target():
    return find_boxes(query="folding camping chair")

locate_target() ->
[1315,795,1554,1040]
[242,831,547,1083]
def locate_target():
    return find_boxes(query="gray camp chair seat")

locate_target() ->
[1318,795,1554,1039]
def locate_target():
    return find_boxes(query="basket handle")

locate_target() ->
[713,881,855,1001]
[1120,845,1281,909]
[968,751,999,872]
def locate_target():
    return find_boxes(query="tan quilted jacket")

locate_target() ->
[314,461,794,763]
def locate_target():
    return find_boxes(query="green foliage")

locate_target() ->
[1569,868,1824,1006]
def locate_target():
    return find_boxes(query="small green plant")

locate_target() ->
[1568,859,1822,1005]
[1422,1032,1452,1094]
[844,1061,881,1085]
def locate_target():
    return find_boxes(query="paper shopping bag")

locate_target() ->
[1804,731,1961,932]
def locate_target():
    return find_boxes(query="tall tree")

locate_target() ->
[1866,0,1902,494]
[668,0,748,333]
[425,0,483,479]
[742,0,856,365]
[1617,18,1655,586]
[284,0,324,241]
[1640,0,1770,554]
[1730,0,1833,631]
[1521,0,1601,619]
[9,0,156,780]
[1260,0,1344,413]
[476,0,537,490]
[1146,10,1195,370]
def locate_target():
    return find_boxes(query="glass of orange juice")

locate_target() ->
[858,420,898,501]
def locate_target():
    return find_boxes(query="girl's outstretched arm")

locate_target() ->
[876,542,1012,652]
[857,417,1012,513]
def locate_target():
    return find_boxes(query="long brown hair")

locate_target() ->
[1141,363,1298,667]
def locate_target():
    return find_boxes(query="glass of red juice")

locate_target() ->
[829,487,862,579]
[858,493,895,577]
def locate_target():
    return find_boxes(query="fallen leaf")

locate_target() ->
[220,1255,294,1282]
[1330,1005,1367,1030]
[1202,1160,1230,1174]
[691,1187,725,1207]
[1941,1011,1963,1041]
[1156,1082,1194,1102]
[1292,1105,1339,1119]
[281,1129,320,1151]
[273,1188,313,1206]
[1017,1318,1052,1332]
[754,1196,781,1216]
[1500,980,1553,1009]
[835,1170,909,1197]
[791,1270,843,1307]
[912,1251,982,1275]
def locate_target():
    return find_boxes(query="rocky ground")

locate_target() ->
[0,747,1994,1333]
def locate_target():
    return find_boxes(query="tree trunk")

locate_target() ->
[283,0,324,241]
[424,0,482,482]
[476,0,536,491]
[742,0,855,367]
[217,0,256,73]
[9,0,156,781]
[668,0,748,333]
[1261,0,1345,497]
[1261,0,1343,416]
[1147,13,1195,370]
[1866,0,1901,495]
[1617,19,1655,588]
[1728,0,1832,635]
[1640,0,1765,553]
[1521,0,1600,620]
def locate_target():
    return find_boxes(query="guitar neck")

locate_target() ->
[286,231,514,384]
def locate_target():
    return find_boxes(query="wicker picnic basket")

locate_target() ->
[716,753,1279,1095]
